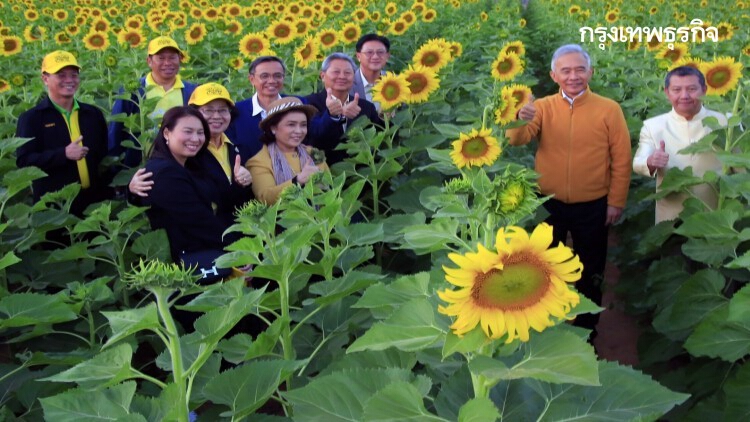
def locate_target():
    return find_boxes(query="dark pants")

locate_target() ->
[543,196,608,333]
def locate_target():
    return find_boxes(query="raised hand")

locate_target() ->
[517,95,536,121]
[342,93,361,119]
[296,161,320,185]
[325,87,344,117]
[233,154,252,187]
[65,136,89,161]
[647,140,669,171]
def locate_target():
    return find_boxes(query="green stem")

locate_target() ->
[85,302,96,347]
[719,84,744,210]
[133,369,168,389]
[154,289,189,422]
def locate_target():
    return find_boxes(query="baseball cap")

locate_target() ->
[41,50,80,74]
[147,36,183,56]
[189,83,235,107]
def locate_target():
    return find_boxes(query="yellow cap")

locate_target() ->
[41,50,80,74]
[189,83,235,107]
[147,36,183,56]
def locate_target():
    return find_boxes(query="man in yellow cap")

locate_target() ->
[16,50,113,217]
[108,36,198,168]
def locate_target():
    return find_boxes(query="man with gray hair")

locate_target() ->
[305,52,382,164]
[506,44,632,339]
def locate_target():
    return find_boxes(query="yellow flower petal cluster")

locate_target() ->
[438,223,582,343]
[402,65,440,104]
[491,52,523,81]
[371,71,410,110]
[450,127,501,168]
[700,56,743,96]
[412,41,451,71]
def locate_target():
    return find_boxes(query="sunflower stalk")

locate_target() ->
[719,84,743,210]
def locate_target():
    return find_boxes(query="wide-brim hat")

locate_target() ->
[259,97,318,132]
[189,83,235,107]
[41,50,80,74]
[147,36,184,56]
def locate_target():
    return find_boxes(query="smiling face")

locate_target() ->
[550,52,593,97]
[320,58,355,96]
[249,60,285,99]
[42,66,80,102]
[271,111,308,153]
[356,40,389,75]
[163,115,206,165]
[665,74,706,119]
[147,47,181,84]
[198,99,232,139]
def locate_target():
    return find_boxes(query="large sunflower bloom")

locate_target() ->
[412,43,451,71]
[294,35,319,69]
[500,40,526,57]
[372,72,410,110]
[117,29,144,48]
[317,29,340,49]
[0,36,23,57]
[450,127,501,168]
[0,79,10,94]
[494,90,517,126]
[670,56,703,70]
[238,32,270,58]
[502,84,533,115]
[700,57,743,96]
[656,43,688,63]
[267,21,295,44]
[402,65,440,104]
[83,31,110,51]
[491,52,523,81]
[716,22,733,41]
[438,223,582,343]
[185,23,207,45]
[341,22,361,44]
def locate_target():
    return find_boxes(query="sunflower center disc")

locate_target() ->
[473,259,549,310]
[461,137,489,158]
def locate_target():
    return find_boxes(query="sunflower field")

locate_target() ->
[1,0,749,420]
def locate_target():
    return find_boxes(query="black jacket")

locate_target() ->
[304,90,383,164]
[16,96,113,215]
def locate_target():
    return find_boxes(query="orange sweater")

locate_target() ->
[506,89,631,208]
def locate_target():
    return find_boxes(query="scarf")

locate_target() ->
[268,142,313,186]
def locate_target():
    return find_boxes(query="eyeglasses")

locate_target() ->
[200,108,231,117]
[361,50,388,57]
[252,72,285,81]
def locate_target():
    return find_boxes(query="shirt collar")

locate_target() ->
[49,97,80,115]
[145,73,184,90]
[252,92,282,117]
[561,88,586,105]
[360,68,375,87]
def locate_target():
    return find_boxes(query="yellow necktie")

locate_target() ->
[65,110,90,189]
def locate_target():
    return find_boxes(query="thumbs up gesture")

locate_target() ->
[233,155,252,187]
[648,140,669,171]
[325,87,344,117]
[517,95,536,121]
[342,93,361,119]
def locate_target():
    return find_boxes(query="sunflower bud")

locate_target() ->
[124,259,198,291]
[310,148,326,165]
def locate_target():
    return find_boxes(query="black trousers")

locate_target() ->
[542,196,608,333]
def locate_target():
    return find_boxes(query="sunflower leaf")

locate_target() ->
[685,304,750,361]
[361,381,447,421]
[458,397,500,422]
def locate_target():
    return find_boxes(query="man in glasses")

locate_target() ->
[352,33,391,112]
[225,56,291,163]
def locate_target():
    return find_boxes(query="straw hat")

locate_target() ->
[259,97,318,132]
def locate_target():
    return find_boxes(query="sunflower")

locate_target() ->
[716,22,734,41]
[185,22,206,45]
[0,35,22,57]
[494,90,517,126]
[500,40,526,57]
[124,16,142,30]
[317,29,339,49]
[23,25,47,42]
[491,52,523,81]
[294,18,311,36]
[53,9,68,21]
[83,31,109,51]
[65,25,80,36]
[402,65,440,104]
[226,3,242,17]
[412,42,451,71]
[450,127,501,168]
[352,8,369,22]
[701,57,743,96]
[238,32,269,58]
[0,79,9,94]
[294,35,319,68]
[384,2,397,16]
[670,56,703,71]
[54,31,71,44]
[412,3,426,14]
[228,55,244,71]
[371,72,410,110]
[341,22,361,44]
[107,7,119,18]
[389,19,408,36]
[448,41,463,58]
[189,7,202,19]
[103,54,118,68]
[503,84,533,114]
[117,29,144,48]
[605,10,618,23]
[422,8,437,22]
[10,73,24,87]
[568,5,580,14]
[224,19,243,35]
[645,35,663,51]
[24,9,39,21]
[267,20,295,44]
[90,17,110,33]
[519,18,527,28]
[370,11,382,21]
[400,11,417,24]
[438,223,582,342]
[743,44,750,57]
[656,43,688,63]
[649,6,658,14]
